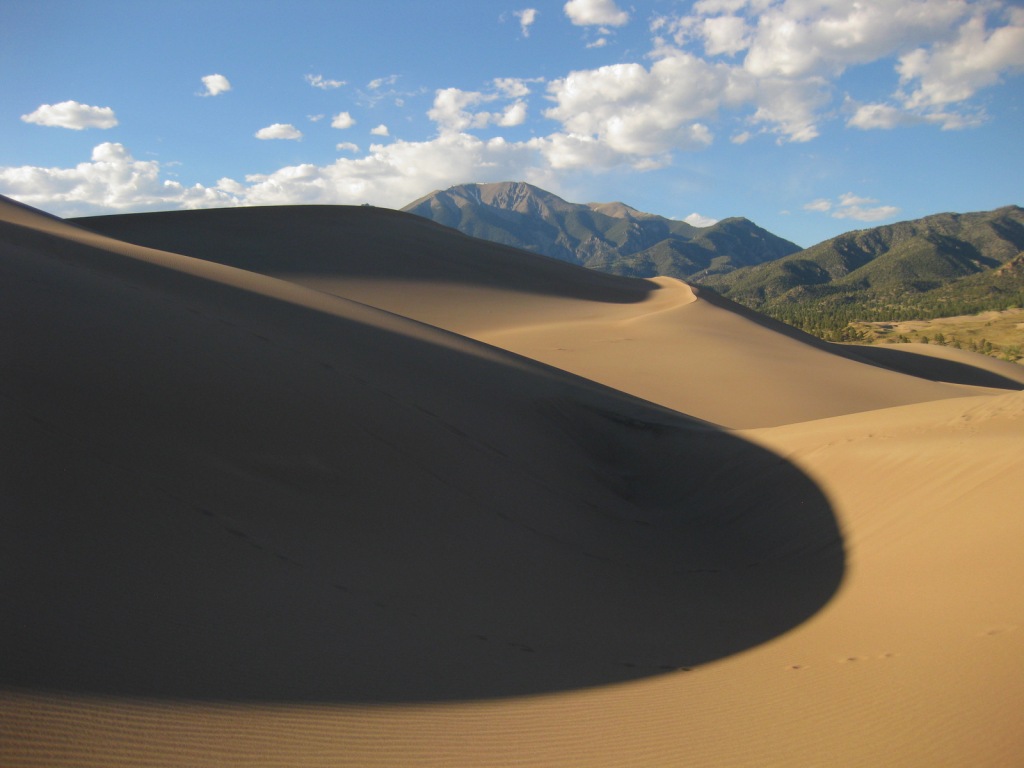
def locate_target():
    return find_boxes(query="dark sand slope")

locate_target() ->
[76,206,1023,428]
[0,195,843,704]
[6,199,1020,768]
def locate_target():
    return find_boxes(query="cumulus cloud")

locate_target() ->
[427,86,530,133]
[805,193,899,222]
[514,8,538,37]
[526,130,640,170]
[649,0,1024,139]
[564,0,629,27]
[683,212,719,227]
[255,123,303,140]
[897,8,1024,110]
[740,1,966,79]
[331,111,356,129]
[494,77,541,98]
[306,73,346,90]
[498,101,528,127]
[428,88,493,132]
[235,133,544,209]
[0,142,234,216]
[21,101,118,130]
[544,54,727,156]
[1,135,558,217]
[7,3,1022,219]
[747,75,831,143]
[199,74,231,96]
[700,14,752,56]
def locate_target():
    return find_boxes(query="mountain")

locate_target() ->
[401,181,800,279]
[700,205,1024,337]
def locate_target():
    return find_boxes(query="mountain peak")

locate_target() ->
[402,182,799,279]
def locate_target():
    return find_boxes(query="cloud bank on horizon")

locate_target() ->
[2,0,1022,243]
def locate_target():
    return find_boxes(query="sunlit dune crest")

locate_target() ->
[2,197,1022,767]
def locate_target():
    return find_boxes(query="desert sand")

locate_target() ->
[2,199,1022,766]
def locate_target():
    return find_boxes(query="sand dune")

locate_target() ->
[3,197,1022,766]
[75,206,1021,428]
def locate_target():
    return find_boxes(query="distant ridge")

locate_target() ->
[702,205,1024,336]
[401,182,800,279]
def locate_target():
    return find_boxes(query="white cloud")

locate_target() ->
[833,203,900,222]
[544,54,729,156]
[740,1,968,79]
[427,84,532,133]
[237,133,544,208]
[805,192,899,222]
[358,75,420,108]
[515,8,538,37]
[526,132,621,170]
[838,193,877,207]
[692,0,750,13]
[700,15,752,56]
[647,0,1024,142]
[199,74,231,97]
[216,177,245,195]
[684,212,719,227]
[847,102,923,130]
[498,101,528,127]
[0,142,235,216]
[803,199,833,213]
[6,3,1022,220]
[493,77,541,98]
[21,101,118,130]
[747,75,831,143]
[367,74,400,90]
[586,37,609,48]
[255,123,303,140]
[564,0,629,27]
[306,73,346,90]
[897,8,1024,110]
[428,88,494,132]
[331,111,356,129]
[846,100,983,131]
[1,136,556,216]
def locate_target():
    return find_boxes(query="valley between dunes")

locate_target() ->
[2,201,1022,766]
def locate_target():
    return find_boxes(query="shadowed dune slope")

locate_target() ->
[72,205,655,305]
[0,195,843,702]
[75,206,1017,428]
[4,197,1023,767]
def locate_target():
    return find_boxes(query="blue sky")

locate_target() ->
[1,0,1021,247]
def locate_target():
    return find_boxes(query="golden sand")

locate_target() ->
[2,199,1021,766]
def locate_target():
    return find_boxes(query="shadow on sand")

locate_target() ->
[0,215,844,703]
[696,286,1024,391]
[837,344,1024,390]
[72,205,658,304]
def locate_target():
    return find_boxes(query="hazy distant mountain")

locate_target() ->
[702,205,1024,336]
[401,182,800,279]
